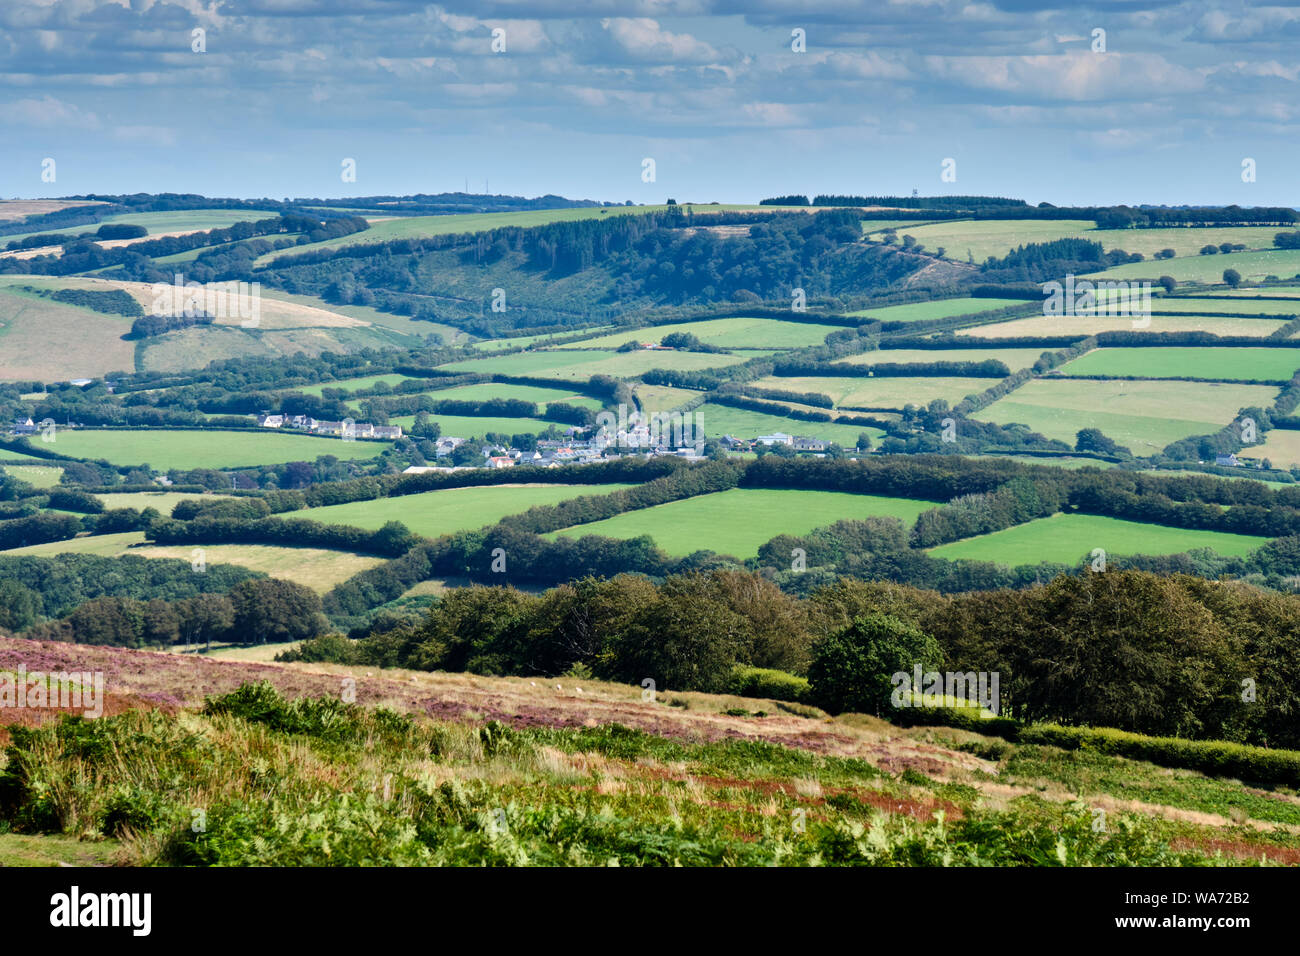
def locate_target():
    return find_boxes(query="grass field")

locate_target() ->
[436,348,746,382]
[296,482,637,539]
[1146,297,1300,316]
[836,347,1049,372]
[1087,249,1300,284]
[0,208,279,249]
[95,491,214,513]
[0,464,63,487]
[928,512,1269,565]
[549,487,939,557]
[846,297,1029,324]
[255,204,770,266]
[0,287,136,382]
[414,382,604,410]
[634,383,704,412]
[873,219,1284,263]
[958,314,1289,339]
[1241,428,1300,468]
[865,220,1097,262]
[45,429,391,470]
[755,375,1005,410]
[973,379,1279,452]
[695,403,885,445]
[1062,347,1300,381]
[555,316,843,351]
[389,412,560,437]
[130,543,384,593]
[299,373,412,396]
[0,531,380,592]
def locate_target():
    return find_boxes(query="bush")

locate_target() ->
[725,665,812,703]
[807,613,942,716]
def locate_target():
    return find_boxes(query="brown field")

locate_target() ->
[0,289,136,381]
[0,200,105,222]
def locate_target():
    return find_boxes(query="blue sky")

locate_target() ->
[1,0,1296,207]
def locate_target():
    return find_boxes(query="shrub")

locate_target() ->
[725,665,812,703]
[808,613,942,716]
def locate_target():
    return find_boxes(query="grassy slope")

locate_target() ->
[973,379,1279,451]
[929,512,1268,564]
[296,482,638,539]
[0,637,1292,867]
[44,429,391,470]
[550,487,939,557]
[1062,347,1300,381]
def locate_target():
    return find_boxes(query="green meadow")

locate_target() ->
[555,316,843,351]
[550,487,939,557]
[1062,347,1300,381]
[44,429,392,470]
[846,297,1029,323]
[973,379,1279,453]
[929,512,1269,565]
[296,483,636,539]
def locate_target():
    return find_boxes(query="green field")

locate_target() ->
[45,429,392,470]
[555,316,843,351]
[836,347,1049,372]
[866,220,1098,262]
[95,491,214,513]
[299,373,412,396]
[418,382,603,410]
[389,412,560,437]
[634,384,703,412]
[437,348,746,382]
[256,204,773,266]
[1,531,381,592]
[695,403,885,445]
[1087,249,1300,284]
[973,379,1279,452]
[755,375,1005,410]
[1062,347,1300,381]
[928,512,1269,565]
[549,487,939,558]
[872,219,1285,263]
[0,464,63,487]
[1146,297,1300,316]
[296,482,636,539]
[846,297,1029,324]
[0,208,282,248]
[959,314,1289,339]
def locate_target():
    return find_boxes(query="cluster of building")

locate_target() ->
[257,413,403,441]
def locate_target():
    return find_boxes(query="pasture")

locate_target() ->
[1241,428,1300,469]
[299,373,412,396]
[255,204,768,266]
[418,382,603,410]
[44,428,391,470]
[928,512,1269,565]
[1146,297,1300,316]
[836,347,1050,372]
[958,314,1289,339]
[131,543,384,594]
[695,403,886,445]
[436,348,747,382]
[1086,248,1300,284]
[755,374,1005,410]
[555,316,843,351]
[389,412,559,437]
[1061,347,1300,381]
[295,482,637,539]
[846,297,1030,324]
[973,379,1279,452]
[0,287,136,382]
[549,487,939,558]
[0,465,63,488]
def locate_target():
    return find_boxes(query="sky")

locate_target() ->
[0,0,1297,208]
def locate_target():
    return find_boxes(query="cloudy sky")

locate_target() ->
[1,0,1295,207]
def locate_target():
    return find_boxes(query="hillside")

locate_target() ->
[1,636,1295,866]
